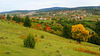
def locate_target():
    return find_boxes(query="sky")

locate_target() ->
[0,0,100,12]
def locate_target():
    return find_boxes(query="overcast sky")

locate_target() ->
[0,0,100,12]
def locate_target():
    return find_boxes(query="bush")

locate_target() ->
[24,34,35,48]
[41,35,44,38]
[19,35,26,39]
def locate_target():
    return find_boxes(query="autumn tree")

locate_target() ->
[71,24,91,43]
[45,23,51,32]
[23,16,32,28]
[0,15,5,19]
[37,24,42,30]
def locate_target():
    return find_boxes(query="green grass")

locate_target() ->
[83,15,100,21]
[0,20,100,56]
[39,20,54,23]
[86,27,95,34]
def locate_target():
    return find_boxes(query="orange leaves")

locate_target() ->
[38,24,41,27]
[32,23,43,30]
[19,22,23,25]
[45,23,51,31]
[12,21,16,23]
[35,37,38,42]
[19,35,26,39]
[38,24,42,30]
[73,47,100,55]
[12,21,23,26]
[45,26,51,31]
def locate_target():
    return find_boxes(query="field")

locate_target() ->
[0,20,100,56]
[83,15,100,21]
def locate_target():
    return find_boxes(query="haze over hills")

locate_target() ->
[0,6,100,14]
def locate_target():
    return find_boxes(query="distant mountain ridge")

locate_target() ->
[38,7,68,10]
[0,10,35,14]
[0,6,100,14]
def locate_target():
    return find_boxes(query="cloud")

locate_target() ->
[0,0,100,12]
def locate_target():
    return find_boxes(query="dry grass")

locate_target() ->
[73,47,100,55]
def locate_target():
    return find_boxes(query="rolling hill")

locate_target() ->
[0,20,100,56]
[0,6,100,14]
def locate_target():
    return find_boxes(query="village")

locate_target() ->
[1,10,100,23]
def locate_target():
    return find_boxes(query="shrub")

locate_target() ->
[19,22,23,25]
[24,34,35,48]
[12,21,16,23]
[41,35,44,38]
[19,35,26,39]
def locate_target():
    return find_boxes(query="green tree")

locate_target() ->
[24,16,32,27]
[24,34,35,48]
[12,15,22,23]
[6,15,11,20]
[12,15,17,21]
[62,24,72,38]
[95,21,100,36]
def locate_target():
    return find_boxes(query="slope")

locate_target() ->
[0,20,100,56]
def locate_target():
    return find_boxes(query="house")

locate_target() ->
[49,18,52,20]
[40,18,46,20]
[81,16,84,19]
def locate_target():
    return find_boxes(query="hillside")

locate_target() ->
[0,10,35,14]
[0,6,100,14]
[0,20,100,56]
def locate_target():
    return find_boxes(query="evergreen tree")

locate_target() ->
[6,15,11,20]
[62,24,72,38]
[12,15,17,21]
[12,15,22,23]
[24,34,35,48]
[24,16,32,27]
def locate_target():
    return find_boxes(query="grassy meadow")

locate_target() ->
[0,20,100,56]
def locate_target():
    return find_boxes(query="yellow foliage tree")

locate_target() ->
[71,24,91,43]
